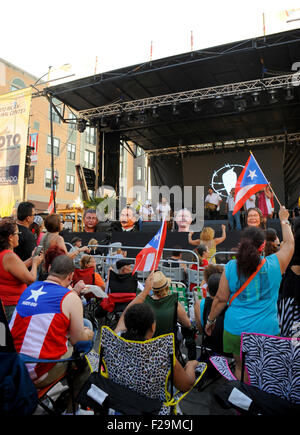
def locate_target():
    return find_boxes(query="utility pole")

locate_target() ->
[49,95,56,213]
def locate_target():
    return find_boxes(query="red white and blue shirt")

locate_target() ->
[9,281,72,381]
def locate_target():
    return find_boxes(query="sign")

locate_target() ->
[0,87,32,216]
[29,132,38,163]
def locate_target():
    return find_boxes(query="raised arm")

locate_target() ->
[214,224,226,246]
[188,232,200,246]
[276,206,294,274]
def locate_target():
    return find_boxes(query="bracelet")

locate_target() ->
[281,220,290,226]
[206,317,216,326]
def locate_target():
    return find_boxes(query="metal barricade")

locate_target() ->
[209,251,237,265]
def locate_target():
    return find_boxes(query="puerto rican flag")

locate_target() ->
[233,153,269,215]
[132,219,167,273]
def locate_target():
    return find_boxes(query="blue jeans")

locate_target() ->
[228,211,241,230]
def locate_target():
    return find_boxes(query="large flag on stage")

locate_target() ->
[233,153,269,215]
[132,219,167,273]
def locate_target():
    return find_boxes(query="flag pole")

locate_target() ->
[249,150,282,207]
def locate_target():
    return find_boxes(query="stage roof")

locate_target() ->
[46,29,300,152]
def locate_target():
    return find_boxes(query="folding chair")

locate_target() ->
[77,326,207,415]
[161,265,185,283]
[210,332,300,414]
[0,299,93,415]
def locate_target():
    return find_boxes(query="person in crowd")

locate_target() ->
[257,185,274,220]
[9,255,94,414]
[188,224,226,263]
[42,214,79,258]
[0,217,44,322]
[77,254,106,291]
[204,187,222,220]
[115,272,199,394]
[156,197,171,221]
[140,200,155,221]
[278,217,300,337]
[83,209,99,233]
[163,245,187,271]
[109,206,140,232]
[69,236,90,268]
[245,207,266,229]
[29,215,45,247]
[14,201,37,261]
[174,208,193,232]
[264,228,280,257]
[189,245,209,291]
[226,188,241,230]
[205,206,294,380]
[105,242,127,267]
[199,264,225,298]
[244,194,256,211]
[87,238,102,256]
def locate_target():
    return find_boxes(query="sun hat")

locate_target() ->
[152,271,171,291]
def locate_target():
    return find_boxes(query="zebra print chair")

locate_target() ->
[210,332,300,406]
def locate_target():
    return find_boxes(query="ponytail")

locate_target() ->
[237,227,266,279]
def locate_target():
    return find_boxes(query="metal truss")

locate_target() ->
[78,73,297,120]
[145,132,300,157]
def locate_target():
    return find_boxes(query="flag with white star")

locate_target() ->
[132,219,167,273]
[233,153,269,215]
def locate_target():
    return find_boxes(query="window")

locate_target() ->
[66,174,75,192]
[10,78,26,91]
[84,150,95,169]
[86,127,96,145]
[45,169,52,189]
[137,166,142,181]
[33,121,40,131]
[47,136,60,156]
[49,98,62,123]
[67,143,76,160]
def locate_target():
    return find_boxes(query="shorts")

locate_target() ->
[223,330,241,356]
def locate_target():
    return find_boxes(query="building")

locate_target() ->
[0,58,97,213]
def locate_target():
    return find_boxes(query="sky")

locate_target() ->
[2,0,300,83]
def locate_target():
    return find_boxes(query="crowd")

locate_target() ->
[0,196,299,415]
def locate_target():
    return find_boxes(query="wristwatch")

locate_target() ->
[206,317,216,326]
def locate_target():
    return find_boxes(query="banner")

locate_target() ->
[0,87,32,217]
[29,132,38,163]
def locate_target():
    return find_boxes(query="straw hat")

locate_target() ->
[152,271,171,291]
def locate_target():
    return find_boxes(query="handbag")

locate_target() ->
[228,258,266,306]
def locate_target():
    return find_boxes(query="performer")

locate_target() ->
[257,186,274,220]
[204,187,222,220]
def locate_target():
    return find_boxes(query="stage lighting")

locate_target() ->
[252,91,260,106]
[172,103,179,115]
[77,118,87,133]
[100,116,108,127]
[234,95,247,112]
[268,89,278,104]
[285,87,294,101]
[214,96,225,109]
[193,101,201,112]
[138,109,147,124]
[152,106,159,118]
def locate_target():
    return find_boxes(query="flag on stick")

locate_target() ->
[233,153,269,215]
[132,219,167,273]
[47,190,56,214]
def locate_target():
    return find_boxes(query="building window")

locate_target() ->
[84,150,95,169]
[47,136,60,156]
[67,143,76,160]
[137,166,142,181]
[10,78,26,91]
[45,169,52,189]
[86,127,96,145]
[66,174,75,192]
[33,121,40,131]
[49,98,62,124]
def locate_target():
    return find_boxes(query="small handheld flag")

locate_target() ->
[132,219,167,273]
[233,153,269,215]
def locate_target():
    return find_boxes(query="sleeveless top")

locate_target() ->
[0,249,27,305]
[10,281,71,381]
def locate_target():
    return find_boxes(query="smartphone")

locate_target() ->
[34,246,43,256]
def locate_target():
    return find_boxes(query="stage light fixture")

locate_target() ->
[193,101,201,112]
[234,95,247,112]
[285,87,294,101]
[252,91,260,106]
[100,116,108,127]
[172,103,179,115]
[77,118,87,133]
[214,96,225,109]
[138,109,147,124]
[152,106,159,118]
[268,89,278,104]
